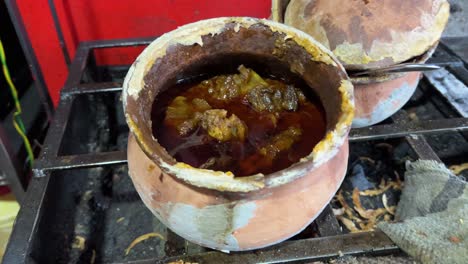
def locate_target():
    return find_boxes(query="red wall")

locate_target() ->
[17,0,271,105]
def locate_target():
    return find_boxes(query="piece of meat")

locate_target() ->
[198,65,305,114]
[281,85,299,111]
[246,84,301,113]
[240,126,303,175]
[295,88,307,104]
[259,126,302,158]
[238,65,269,94]
[246,87,275,112]
[203,74,242,101]
[201,65,269,101]
[200,109,247,142]
[192,98,212,111]
[165,96,192,121]
[177,112,203,136]
[165,97,212,136]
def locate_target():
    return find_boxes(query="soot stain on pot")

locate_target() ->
[150,62,327,177]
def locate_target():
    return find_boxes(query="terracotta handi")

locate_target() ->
[352,72,421,127]
[123,17,354,251]
[272,0,450,127]
[350,44,437,127]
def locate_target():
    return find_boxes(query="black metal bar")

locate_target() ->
[390,111,442,162]
[64,82,123,95]
[34,96,74,174]
[2,174,51,264]
[426,45,464,67]
[156,231,398,264]
[424,69,468,117]
[315,205,342,237]
[4,0,54,122]
[34,150,127,173]
[7,35,468,264]
[406,135,442,162]
[440,37,468,66]
[47,0,71,66]
[28,116,468,173]
[81,37,155,49]
[61,43,91,91]
[349,117,468,141]
[0,124,25,203]
[447,66,468,87]
[81,46,98,82]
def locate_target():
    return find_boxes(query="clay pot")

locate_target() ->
[281,0,449,70]
[272,0,449,127]
[352,72,421,127]
[123,17,354,251]
[350,43,437,127]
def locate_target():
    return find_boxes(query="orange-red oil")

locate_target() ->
[151,74,326,176]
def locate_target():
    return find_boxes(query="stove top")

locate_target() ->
[3,37,468,264]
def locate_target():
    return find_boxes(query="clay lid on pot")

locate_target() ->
[280,0,450,70]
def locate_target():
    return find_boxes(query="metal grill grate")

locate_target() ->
[4,37,468,264]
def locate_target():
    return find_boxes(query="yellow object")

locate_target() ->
[125,232,165,256]
[71,235,86,250]
[0,193,20,261]
[0,38,34,167]
[450,163,468,175]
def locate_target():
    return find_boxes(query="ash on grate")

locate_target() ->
[425,69,468,117]
[331,139,416,233]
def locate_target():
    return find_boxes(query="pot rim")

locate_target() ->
[349,41,439,85]
[123,17,354,193]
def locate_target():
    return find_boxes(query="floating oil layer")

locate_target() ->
[152,65,326,176]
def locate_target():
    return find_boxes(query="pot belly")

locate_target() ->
[128,135,349,251]
[352,72,421,128]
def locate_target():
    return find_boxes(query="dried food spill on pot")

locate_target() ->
[151,65,326,176]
